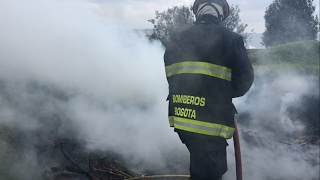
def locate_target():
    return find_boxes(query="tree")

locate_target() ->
[148,5,251,47]
[221,4,252,45]
[148,6,194,46]
[262,0,319,48]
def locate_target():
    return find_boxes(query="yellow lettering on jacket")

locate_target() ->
[174,107,196,119]
[172,95,206,107]
[200,97,205,106]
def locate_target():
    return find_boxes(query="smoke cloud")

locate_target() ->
[0,0,187,178]
[0,0,318,180]
[226,69,320,180]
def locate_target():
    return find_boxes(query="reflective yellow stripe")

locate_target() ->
[165,62,232,81]
[168,116,234,139]
[169,117,174,127]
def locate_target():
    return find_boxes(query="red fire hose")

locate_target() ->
[233,120,243,180]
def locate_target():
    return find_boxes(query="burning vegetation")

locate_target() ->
[0,80,189,180]
[0,58,319,180]
[0,0,318,178]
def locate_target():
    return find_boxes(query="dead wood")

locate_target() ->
[45,170,89,180]
[123,175,190,180]
[58,142,99,180]
[94,167,132,179]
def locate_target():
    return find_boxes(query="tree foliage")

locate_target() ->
[262,0,319,48]
[148,5,251,47]
[222,4,251,44]
[148,6,194,46]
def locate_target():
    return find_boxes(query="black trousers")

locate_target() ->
[178,132,228,180]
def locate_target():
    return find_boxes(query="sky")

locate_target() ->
[85,0,320,33]
[0,0,319,179]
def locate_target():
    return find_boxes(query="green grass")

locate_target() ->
[0,172,17,180]
[253,63,319,75]
[248,40,320,75]
[0,123,17,146]
[0,124,19,180]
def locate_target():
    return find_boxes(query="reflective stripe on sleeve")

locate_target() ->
[169,117,174,127]
[168,116,235,139]
[165,61,232,81]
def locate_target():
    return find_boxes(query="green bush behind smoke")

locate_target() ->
[0,123,18,180]
[248,40,320,74]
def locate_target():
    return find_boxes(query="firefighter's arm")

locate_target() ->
[231,36,254,98]
[164,45,173,83]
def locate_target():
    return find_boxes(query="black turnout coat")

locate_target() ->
[164,15,254,140]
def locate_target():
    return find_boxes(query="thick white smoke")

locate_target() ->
[225,69,319,180]
[0,0,318,180]
[0,0,187,178]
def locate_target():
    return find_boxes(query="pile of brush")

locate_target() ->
[42,139,142,180]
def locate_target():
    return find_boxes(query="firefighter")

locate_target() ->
[164,0,254,179]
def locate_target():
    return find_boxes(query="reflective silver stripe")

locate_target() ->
[168,116,234,139]
[174,120,232,136]
[169,118,174,127]
[165,61,232,81]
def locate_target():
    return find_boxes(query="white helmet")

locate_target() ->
[192,0,230,21]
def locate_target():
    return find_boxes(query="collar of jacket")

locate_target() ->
[194,14,221,25]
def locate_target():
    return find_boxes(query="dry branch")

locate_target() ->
[124,175,190,180]
[58,142,99,180]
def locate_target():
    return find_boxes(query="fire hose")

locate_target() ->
[125,120,243,180]
[233,119,243,180]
